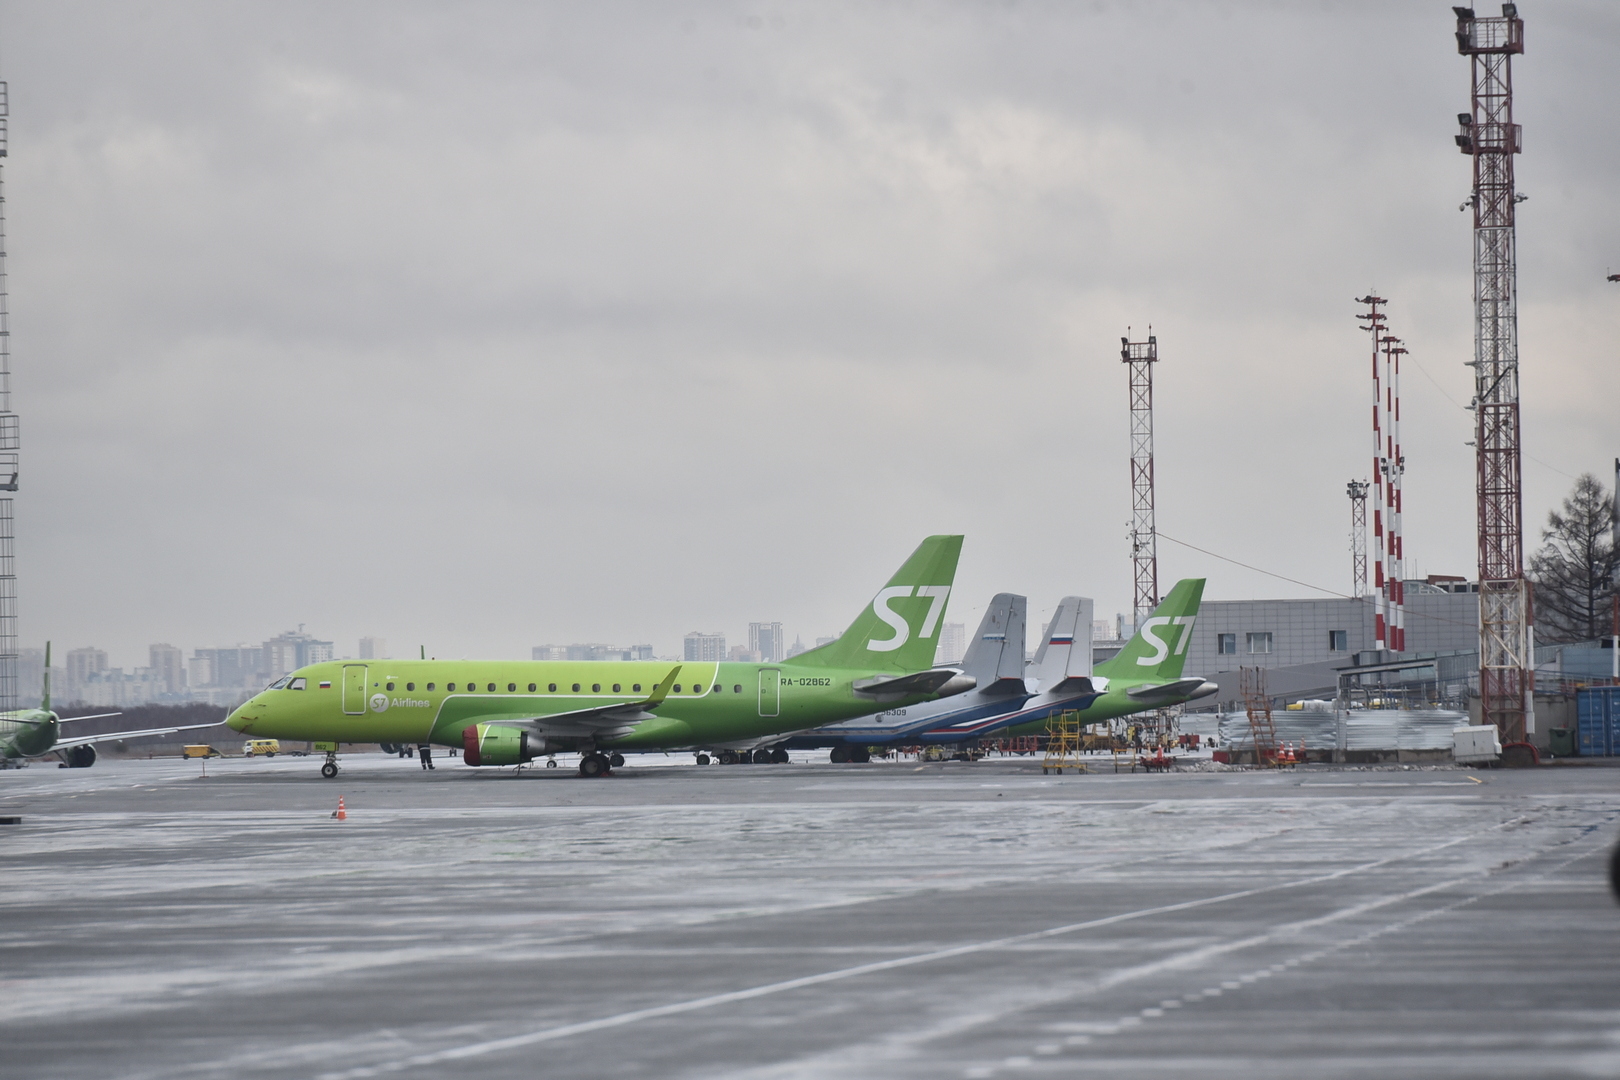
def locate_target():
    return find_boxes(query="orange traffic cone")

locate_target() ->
[333,796,347,821]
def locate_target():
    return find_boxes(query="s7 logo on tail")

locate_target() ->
[867,585,952,652]
[1134,615,1196,666]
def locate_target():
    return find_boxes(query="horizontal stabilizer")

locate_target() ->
[1126,677,1218,705]
[853,668,975,699]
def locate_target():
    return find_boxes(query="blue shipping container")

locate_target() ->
[1576,687,1620,756]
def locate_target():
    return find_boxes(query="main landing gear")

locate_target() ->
[578,752,614,778]
[320,751,340,779]
[828,746,870,764]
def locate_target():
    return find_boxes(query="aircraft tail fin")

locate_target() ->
[959,593,1027,691]
[786,535,964,672]
[42,641,51,713]
[1093,579,1206,681]
[1032,597,1094,686]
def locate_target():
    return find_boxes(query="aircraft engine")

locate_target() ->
[462,723,550,767]
[63,745,97,768]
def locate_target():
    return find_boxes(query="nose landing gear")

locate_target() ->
[320,751,339,779]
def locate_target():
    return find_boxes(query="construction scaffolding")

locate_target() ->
[1042,710,1086,774]
[1455,5,1532,742]
[1241,666,1281,767]
[1121,331,1158,632]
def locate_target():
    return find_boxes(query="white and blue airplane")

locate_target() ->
[794,592,1104,762]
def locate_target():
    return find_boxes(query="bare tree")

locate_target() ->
[1529,474,1618,644]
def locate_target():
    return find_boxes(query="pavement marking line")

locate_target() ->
[313,824,1511,1080]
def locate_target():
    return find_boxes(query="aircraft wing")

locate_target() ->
[473,666,682,741]
[52,721,228,752]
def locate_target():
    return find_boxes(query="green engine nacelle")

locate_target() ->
[462,723,549,767]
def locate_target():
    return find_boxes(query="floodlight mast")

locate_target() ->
[1455,4,1532,741]
[1122,331,1158,633]
[0,81,18,714]
[1347,480,1370,598]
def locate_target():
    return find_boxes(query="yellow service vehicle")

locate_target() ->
[243,739,281,757]
[182,745,223,759]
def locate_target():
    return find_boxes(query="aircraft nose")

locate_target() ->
[225,701,257,733]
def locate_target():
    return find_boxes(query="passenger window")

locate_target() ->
[612,683,621,693]
[572,683,580,692]
[448,683,457,691]
[269,676,291,690]
[549,683,557,692]
[734,684,742,693]
[693,684,704,693]
[633,683,642,692]
[508,683,516,692]
[528,683,537,692]
[674,684,682,693]
[406,682,415,691]
[289,677,306,690]
[592,683,601,693]
[427,683,436,691]
[487,683,496,692]
[386,682,395,691]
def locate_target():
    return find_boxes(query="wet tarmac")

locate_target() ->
[4,752,1619,1079]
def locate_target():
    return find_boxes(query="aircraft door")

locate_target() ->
[342,665,368,715]
[758,669,780,717]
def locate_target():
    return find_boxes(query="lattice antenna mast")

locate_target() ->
[0,81,18,714]
[1347,480,1370,597]
[1122,330,1158,632]
[1455,4,1531,740]
[1382,331,1407,653]
[1356,296,1388,650]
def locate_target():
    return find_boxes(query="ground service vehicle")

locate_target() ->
[243,739,280,757]
[182,745,224,759]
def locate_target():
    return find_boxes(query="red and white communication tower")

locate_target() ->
[1455,4,1532,740]
[1122,331,1158,631]
[1354,291,1406,654]
[1383,329,1407,653]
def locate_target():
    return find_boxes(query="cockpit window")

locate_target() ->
[288,677,307,690]
[269,676,291,690]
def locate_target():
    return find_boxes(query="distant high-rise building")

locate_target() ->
[532,645,567,662]
[815,635,836,648]
[935,622,967,667]
[685,632,726,662]
[64,647,108,699]
[149,644,185,695]
[265,630,335,677]
[728,644,762,663]
[359,636,386,660]
[785,635,807,659]
[748,622,784,663]
[17,647,48,707]
[191,646,266,689]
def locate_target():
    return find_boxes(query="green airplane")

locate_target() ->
[0,643,226,769]
[227,535,969,778]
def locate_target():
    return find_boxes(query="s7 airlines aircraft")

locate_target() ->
[226,535,969,777]
[0,644,225,769]
[796,591,1098,760]
[945,578,1215,746]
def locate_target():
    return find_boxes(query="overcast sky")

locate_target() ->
[1,1,1615,667]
